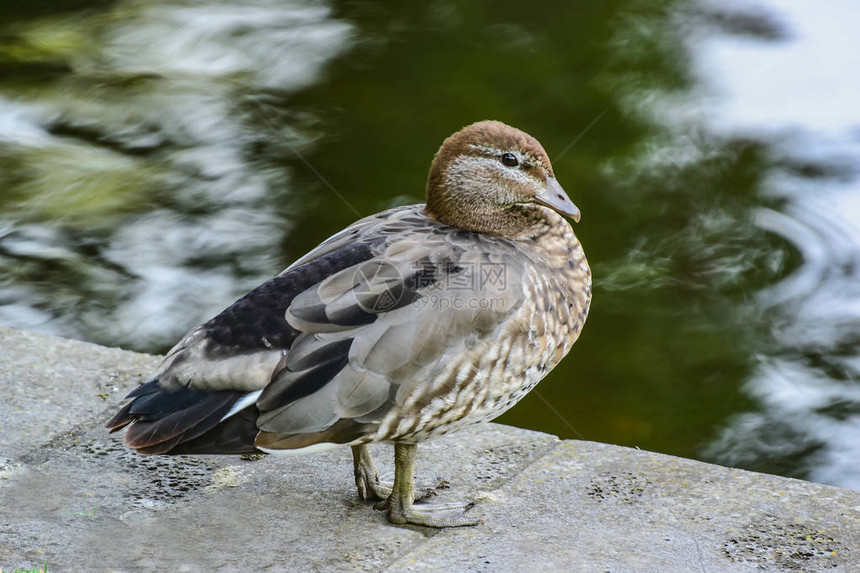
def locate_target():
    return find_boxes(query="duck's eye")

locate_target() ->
[501,153,519,167]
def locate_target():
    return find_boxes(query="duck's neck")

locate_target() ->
[425,200,561,239]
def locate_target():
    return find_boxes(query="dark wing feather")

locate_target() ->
[170,407,261,455]
[106,379,245,454]
[258,352,349,410]
[106,234,383,455]
[201,242,378,357]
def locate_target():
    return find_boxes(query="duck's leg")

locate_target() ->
[352,444,449,502]
[352,444,391,501]
[374,443,481,528]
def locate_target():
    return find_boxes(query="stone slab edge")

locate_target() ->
[1,326,859,572]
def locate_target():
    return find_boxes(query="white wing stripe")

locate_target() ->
[220,390,263,422]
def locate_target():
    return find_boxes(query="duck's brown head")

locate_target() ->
[425,120,580,237]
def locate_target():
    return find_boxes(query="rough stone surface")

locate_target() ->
[1,325,858,572]
[0,326,159,458]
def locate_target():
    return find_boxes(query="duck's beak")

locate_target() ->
[535,177,581,222]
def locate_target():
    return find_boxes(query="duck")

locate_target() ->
[106,120,591,527]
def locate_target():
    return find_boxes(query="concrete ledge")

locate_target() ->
[1,325,858,572]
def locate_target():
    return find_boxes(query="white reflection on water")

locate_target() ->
[690,0,860,489]
[107,2,350,89]
[0,0,352,350]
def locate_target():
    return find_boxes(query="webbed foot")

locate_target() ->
[370,443,481,528]
[375,496,480,527]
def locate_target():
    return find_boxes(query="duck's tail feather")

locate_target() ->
[105,379,260,455]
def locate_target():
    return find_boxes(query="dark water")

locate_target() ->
[1,1,858,489]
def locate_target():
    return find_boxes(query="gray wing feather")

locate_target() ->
[258,380,340,433]
[332,365,392,418]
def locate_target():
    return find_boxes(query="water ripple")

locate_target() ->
[693,0,860,489]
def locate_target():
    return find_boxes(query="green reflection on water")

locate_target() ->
[0,1,794,466]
